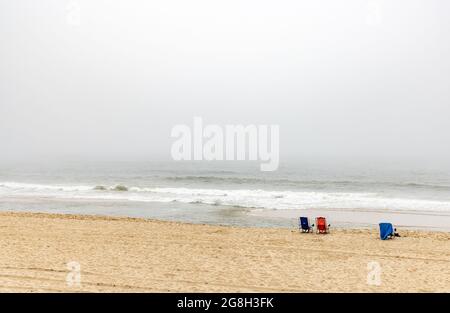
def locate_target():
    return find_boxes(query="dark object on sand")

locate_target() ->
[379,223,400,240]
[299,217,314,233]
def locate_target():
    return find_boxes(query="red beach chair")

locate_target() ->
[316,217,330,234]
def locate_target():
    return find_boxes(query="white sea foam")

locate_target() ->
[0,182,93,192]
[1,181,450,213]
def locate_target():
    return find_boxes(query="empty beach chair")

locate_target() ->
[379,223,396,240]
[299,217,314,233]
[316,217,330,234]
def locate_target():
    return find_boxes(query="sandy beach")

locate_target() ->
[0,211,448,292]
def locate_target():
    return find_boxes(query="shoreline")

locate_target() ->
[0,211,449,292]
[3,195,450,232]
[251,207,450,232]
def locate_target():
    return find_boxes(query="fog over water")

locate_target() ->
[1,0,449,166]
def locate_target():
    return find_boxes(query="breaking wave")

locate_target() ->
[1,181,450,213]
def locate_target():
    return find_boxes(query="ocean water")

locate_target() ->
[0,160,449,230]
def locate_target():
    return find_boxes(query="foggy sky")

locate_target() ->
[1,0,449,166]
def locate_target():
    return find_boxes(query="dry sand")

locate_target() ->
[0,211,448,292]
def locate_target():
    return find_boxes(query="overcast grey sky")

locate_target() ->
[1,0,449,165]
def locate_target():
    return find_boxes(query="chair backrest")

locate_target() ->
[299,217,309,230]
[316,217,327,231]
[379,223,394,240]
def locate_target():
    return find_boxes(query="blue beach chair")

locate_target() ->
[379,223,395,240]
[299,217,314,233]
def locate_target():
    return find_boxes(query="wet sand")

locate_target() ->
[0,212,448,292]
[251,207,450,231]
